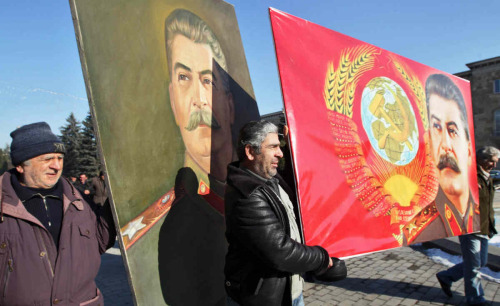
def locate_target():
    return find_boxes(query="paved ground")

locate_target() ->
[95,247,133,305]
[304,246,499,305]
[96,242,500,305]
[95,192,500,305]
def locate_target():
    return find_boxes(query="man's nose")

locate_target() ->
[192,80,209,108]
[51,159,62,170]
[441,130,452,152]
[276,147,284,158]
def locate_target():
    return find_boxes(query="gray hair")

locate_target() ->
[237,120,278,161]
[165,9,229,92]
[476,146,500,163]
[425,74,469,140]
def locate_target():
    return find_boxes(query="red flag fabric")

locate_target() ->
[270,8,478,257]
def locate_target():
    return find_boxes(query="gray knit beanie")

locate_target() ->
[10,122,65,165]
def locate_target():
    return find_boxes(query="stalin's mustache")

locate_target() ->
[437,153,461,174]
[184,108,220,131]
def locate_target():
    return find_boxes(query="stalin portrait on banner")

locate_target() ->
[404,74,480,244]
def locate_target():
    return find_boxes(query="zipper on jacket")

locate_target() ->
[36,228,55,278]
[41,196,52,227]
[25,193,60,228]
[3,259,13,297]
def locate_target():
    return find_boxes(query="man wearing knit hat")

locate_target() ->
[0,122,116,305]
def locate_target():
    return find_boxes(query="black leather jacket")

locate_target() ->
[224,162,330,305]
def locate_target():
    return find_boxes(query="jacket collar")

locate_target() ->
[0,170,84,224]
[226,161,286,198]
[10,171,63,202]
[477,166,493,186]
[0,170,38,224]
[61,176,85,211]
[435,186,476,230]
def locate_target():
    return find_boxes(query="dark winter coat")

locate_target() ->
[91,177,107,206]
[0,170,116,306]
[477,169,497,237]
[224,162,330,306]
[74,180,94,202]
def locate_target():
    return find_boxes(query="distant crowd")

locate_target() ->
[70,171,108,206]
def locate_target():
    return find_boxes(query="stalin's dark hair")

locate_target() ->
[165,9,229,92]
[425,74,469,140]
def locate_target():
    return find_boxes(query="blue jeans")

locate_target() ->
[292,293,305,306]
[437,234,488,304]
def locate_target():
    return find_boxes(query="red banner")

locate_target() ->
[270,8,479,257]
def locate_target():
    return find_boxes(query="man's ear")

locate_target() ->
[169,82,179,126]
[16,164,24,174]
[245,144,255,161]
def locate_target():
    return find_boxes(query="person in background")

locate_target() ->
[92,170,108,206]
[75,173,94,197]
[436,146,500,305]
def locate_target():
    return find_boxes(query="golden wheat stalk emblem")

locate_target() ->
[323,45,377,118]
[392,60,428,130]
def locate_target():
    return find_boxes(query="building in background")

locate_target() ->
[456,56,500,153]
[261,110,284,127]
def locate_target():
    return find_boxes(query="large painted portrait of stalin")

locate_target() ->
[120,8,258,306]
[159,9,233,305]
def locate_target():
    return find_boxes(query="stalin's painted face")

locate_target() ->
[168,34,234,175]
[428,94,471,199]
